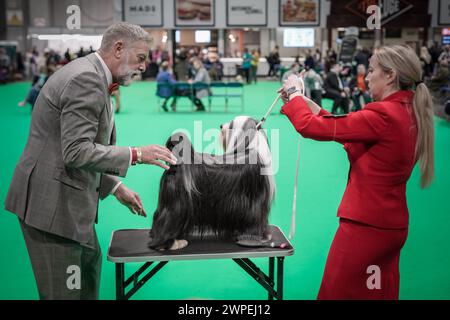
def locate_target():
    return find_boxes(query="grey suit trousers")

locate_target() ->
[19,219,102,300]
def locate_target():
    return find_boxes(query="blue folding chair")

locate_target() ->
[208,82,228,112]
[226,82,245,113]
[174,82,195,111]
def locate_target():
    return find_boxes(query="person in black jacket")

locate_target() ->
[354,47,370,70]
[304,50,315,70]
[323,63,350,114]
[267,46,281,78]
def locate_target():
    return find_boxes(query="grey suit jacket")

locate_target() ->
[5,53,130,246]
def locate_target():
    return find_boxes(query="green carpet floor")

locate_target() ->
[0,80,449,300]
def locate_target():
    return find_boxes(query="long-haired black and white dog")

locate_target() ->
[149,116,275,250]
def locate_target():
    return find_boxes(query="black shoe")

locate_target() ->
[196,107,206,112]
[162,105,168,112]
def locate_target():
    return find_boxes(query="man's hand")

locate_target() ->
[114,184,147,217]
[139,145,177,170]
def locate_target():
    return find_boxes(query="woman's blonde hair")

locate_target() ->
[372,45,434,188]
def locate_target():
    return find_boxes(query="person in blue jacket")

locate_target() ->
[156,61,177,112]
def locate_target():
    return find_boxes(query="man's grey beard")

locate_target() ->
[117,70,139,86]
[117,52,141,86]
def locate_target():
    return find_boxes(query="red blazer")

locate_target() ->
[282,91,418,229]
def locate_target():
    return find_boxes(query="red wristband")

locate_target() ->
[131,148,138,166]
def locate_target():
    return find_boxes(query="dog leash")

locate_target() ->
[256,75,305,129]
[255,77,305,240]
[289,138,301,240]
[289,77,304,240]
[255,95,281,130]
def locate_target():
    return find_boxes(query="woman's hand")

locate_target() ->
[283,74,304,93]
[278,72,322,115]
[277,87,289,104]
[281,74,305,102]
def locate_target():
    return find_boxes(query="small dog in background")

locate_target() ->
[149,116,275,250]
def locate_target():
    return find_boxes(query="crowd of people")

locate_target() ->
[0,46,96,108]
[280,44,450,116]
[2,42,449,117]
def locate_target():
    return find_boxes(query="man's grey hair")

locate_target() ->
[100,22,151,50]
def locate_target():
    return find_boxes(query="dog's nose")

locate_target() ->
[220,124,223,129]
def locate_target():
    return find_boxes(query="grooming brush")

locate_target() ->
[236,234,290,249]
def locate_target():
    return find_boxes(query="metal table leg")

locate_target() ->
[277,257,285,300]
[115,263,125,300]
[268,257,275,300]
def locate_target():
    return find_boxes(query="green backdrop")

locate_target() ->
[0,81,448,300]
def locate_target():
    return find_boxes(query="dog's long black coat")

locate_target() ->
[149,124,273,250]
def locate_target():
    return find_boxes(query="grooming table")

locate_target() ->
[107,225,294,300]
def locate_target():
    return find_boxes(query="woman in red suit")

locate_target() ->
[280,45,435,299]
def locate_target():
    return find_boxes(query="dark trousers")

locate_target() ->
[26,87,41,109]
[161,96,177,111]
[243,68,251,84]
[190,89,207,111]
[310,89,322,106]
[19,219,102,300]
[191,97,206,110]
[268,64,280,77]
[251,66,258,83]
[325,89,350,114]
[352,92,371,111]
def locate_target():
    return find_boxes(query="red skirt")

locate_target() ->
[317,218,408,300]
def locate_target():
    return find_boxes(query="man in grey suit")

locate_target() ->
[4,22,177,300]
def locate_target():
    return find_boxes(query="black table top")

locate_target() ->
[107,225,294,263]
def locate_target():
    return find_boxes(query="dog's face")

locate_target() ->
[220,116,260,152]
